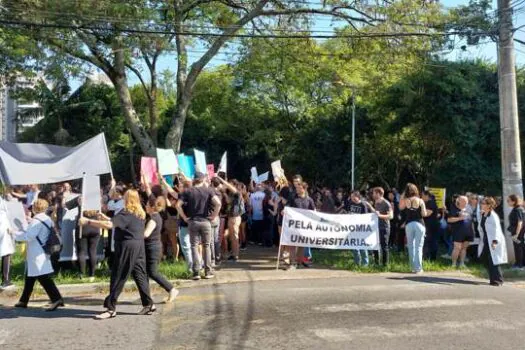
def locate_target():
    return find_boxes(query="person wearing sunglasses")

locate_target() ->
[478,197,508,286]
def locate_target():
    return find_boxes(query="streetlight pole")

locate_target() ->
[351,92,356,191]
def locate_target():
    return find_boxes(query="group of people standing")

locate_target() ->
[1,171,522,318]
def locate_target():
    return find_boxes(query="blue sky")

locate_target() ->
[78,0,525,88]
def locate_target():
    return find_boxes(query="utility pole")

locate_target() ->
[498,0,522,262]
[351,92,356,191]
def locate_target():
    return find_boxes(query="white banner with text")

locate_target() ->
[281,207,380,250]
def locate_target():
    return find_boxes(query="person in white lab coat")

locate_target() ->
[0,198,15,289]
[478,197,508,286]
[12,198,64,311]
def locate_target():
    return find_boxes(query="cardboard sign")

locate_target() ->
[218,152,227,174]
[426,187,446,209]
[141,157,158,185]
[82,175,102,212]
[157,148,179,175]
[194,149,207,173]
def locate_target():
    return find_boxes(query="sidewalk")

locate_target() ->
[0,246,482,297]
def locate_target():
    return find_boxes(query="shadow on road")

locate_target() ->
[388,276,482,286]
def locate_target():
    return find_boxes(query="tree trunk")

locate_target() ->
[112,74,156,156]
[165,97,191,151]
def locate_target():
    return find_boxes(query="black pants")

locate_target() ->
[251,220,264,244]
[19,273,62,304]
[397,227,406,253]
[424,223,439,261]
[482,244,503,285]
[145,242,173,292]
[2,255,11,284]
[262,217,274,247]
[373,229,390,265]
[104,240,153,312]
[77,233,100,277]
[514,240,525,267]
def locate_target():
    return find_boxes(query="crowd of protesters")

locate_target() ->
[0,171,522,317]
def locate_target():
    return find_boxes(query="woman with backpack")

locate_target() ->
[11,198,64,311]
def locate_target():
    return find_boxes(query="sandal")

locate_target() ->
[95,310,117,320]
[138,305,157,315]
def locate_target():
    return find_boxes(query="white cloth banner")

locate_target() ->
[157,148,179,175]
[4,200,27,231]
[194,149,207,173]
[281,207,380,250]
[82,175,101,212]
[218,152,227,174]
[0,133,112,185]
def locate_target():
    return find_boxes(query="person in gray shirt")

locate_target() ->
[372,187,393,266]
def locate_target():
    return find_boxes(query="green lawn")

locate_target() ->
[9,246,192,287]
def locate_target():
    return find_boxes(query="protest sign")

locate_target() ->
[271,160,284,180]
[258,172,269,183]
[157,148,179,175]
[141,157,158,185]
[218,152,227,174]
[177,154,196,179]
[194,149,207,173]
[81,175,101,212]
[281,207,379,250]
[164,175,174,187]
[4,200,27,231]
[426,187,446,208]
[250,167,258,183]
[0,133,112,185]
[207,164,215,179]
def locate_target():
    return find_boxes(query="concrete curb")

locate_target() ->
[0,269,483,298]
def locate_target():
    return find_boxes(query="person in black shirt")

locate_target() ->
[75,210,101,282]
[346,191,370,267]
[447,196,473,268]
[507,194,525,268]
[79,189,154,320]
[144,196,179,303]
[422,191,439,261]
[176,172,221,280]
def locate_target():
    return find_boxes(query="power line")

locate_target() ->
[0,19,498,39]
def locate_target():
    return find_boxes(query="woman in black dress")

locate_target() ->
[144,196,179,303]
[79,189,154,320]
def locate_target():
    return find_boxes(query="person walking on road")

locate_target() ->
[12,198,64,311]
[79,190,154,320]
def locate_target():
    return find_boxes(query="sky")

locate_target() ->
[77,0,525,89]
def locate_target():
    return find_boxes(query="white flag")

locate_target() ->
[218,152,227,174]
[194,149,207,173]
[82,175,102,212]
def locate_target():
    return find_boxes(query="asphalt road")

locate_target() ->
[2,275,525,350]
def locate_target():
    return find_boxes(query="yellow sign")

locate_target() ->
[426,187,446,209]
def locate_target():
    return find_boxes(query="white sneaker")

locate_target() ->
[441,254,452,259]
[166,288,179,303]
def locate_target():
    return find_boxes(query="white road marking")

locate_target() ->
[260,283,448,293]
[313,298,503,312]
[313,319,520,341]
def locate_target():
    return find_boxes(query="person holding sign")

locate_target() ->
[79,190,154,320]
[399,184,428,274]
[285,181,316,271]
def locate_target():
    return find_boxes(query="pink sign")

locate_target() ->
[207,164,215,179]
[141,157,159,185]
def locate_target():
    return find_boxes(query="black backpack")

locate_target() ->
[35,217,63,256]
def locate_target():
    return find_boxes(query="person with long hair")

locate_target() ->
[478,197,508,286]
[239,183,250,251]
[79,190,154,320]
[12,199,64,311]
[507,194,525,268]
[144,196,179,303]
[399,184,428,273]
[218,177,243,261]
